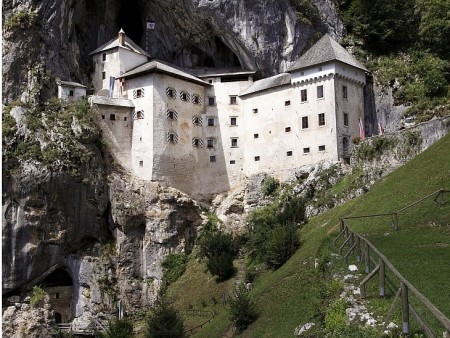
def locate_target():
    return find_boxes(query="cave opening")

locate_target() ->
[117,0,144,44]
[43,268,73,324]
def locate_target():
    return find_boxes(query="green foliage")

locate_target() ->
[4,10,38,31]
[355,136,397,161]
[25,110,44,131]
[53,328,76,338]
[101,242,117,258]
[246,195,305,269]
[290,0,321,26]
[162,253,187,286]
[15,140,42,161]
[228,285,258,332]
[261,176,280,197]
[2,113,17,139]
[146,296,185,338]
[417,0,450,56]
[198,231,238,281]
[103,318,134,338]
[30,285,46,308]
[324,299,348,334]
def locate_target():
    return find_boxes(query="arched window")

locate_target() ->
[166,110,178,120]
[343,137,349,155]
[133,110,144,119]
[180,91,190,102]
[192,138,203,147]
[192,115,202,126]
[167,132,178,143]
[166,87,177,98]
[192,94,202,105]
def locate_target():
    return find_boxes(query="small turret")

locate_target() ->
[118,28,126,46]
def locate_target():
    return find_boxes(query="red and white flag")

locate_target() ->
[359,119,365,139]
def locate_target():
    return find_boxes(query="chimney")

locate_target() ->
[118,28,125,46]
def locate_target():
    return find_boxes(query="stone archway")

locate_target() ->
[43,269,73,324]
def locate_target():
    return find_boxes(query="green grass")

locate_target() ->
[164,133,450,337]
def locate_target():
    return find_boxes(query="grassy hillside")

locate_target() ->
[166,133,450,337]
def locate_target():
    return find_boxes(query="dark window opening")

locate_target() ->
[139,160,143,167]
[285,127,291,132]
[230,160,235,164]
[343,112,349,126]
[319,145,326,151]
[101,115,105,120]
[229,96,237,105]
[254,156,260,161]
[55,293,60,299]
[210,155,216,163]
[253,108,258,114]
[318,113,325,126]
[69,90,74,97]
[303,147,310,154]
[102,53,106,62]
[208,97,215,106]
[180,91,190,101]
[221,75,249,82]
[231,138,238,148]
[166,87,176,98]
[301,89,307,102]
[317,85,324,99]
[102,72,106,80]
[207,117,214,126]
[343,86,348,99]
[285,101,291,106]
[110,114,116,121]
[230,117,237,126]
[287,151,293,156]
[124,116,127,121]
[192,95,202,104]
[207,139,214,148]
[302,116,309,129]
[254,134,259,138]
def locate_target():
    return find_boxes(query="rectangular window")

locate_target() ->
[254,134,259,138]
[207,117,214,126]
[231,138,238,148]
[124,117,127,121]
[101,115,105,120]
[302,116,309,129]
[56,293,60,299]
[318,113,325,126]
[69,90,74,97]
[102,72,106,80]
[230,160,236,164]
[206,139,214,148]
[285,100,291,106]
[139,160,143,167]
[208,97,215,106]
[301,89,307,102]
[102,53,106,62]
[303,147,310,154]
[285,127,291,132]
[136,88,144,98]
[343,112,349,127]
[319,145,326,151]
[230,117,237,126]
[110,114,116,121]
[230,95,237,105]
[210,155,216,163]
[287,151,293,156]
[317,85,324,99]
[254,156,260,161]
[343,85,348,99]
[253,108,258,114]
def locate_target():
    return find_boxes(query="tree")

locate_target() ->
[103,318,134,338]
[228,285,258,332]
[146,296,185,338]
[417,0,450,55]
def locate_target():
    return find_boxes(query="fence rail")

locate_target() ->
[335,217,450,337]
[181,308,216,336]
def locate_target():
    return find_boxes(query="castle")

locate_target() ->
[80,30,367,199]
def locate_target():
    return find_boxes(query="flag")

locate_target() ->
[378,122,384,135]
[359,119,365,140]
[109,76,115,98]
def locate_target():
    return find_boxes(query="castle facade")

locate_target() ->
[88,30,367,199]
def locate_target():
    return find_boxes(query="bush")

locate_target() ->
[324,299,348,334]
[146,296,185,338]
[2,113,17,139]
[198,231,238,281]
[103,318,134,338]
[261,176,280,197]
[228,285,258,332]
[264,222,300,269]
[30,285,46,308]
[4,10,38,31]
[161,253,187,285]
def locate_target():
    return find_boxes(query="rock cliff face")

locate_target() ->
[2,0,342,103]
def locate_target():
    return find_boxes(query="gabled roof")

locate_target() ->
[90,96,135,108]
[89,34,149,57]
[57,80,86,88]
[188,67,256,78]
[240,73,291,97]
[118,60,210,86]
[287,34,368,72]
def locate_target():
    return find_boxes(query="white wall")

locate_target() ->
[58,86,86,102]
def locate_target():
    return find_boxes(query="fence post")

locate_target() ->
[340,218,344,231]
[356,236,361,262]
[365,243,370,273]
[401,282,410,335]
[393,213,399,230]
[379,259,385,297]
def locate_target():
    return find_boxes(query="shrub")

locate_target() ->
[228,285,258,332]
[261,176,280,197]
[161,253,187,285]
[264,222,300,269]
[103,318,134,338]
[4,10,38,31]
[30,285,46,308]
[2,113,17,139]
[324,299,348,334]
[198,231,238,281]
[146,296,185,338]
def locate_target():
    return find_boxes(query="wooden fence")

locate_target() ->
[334,189,450,337]
[180,308,216,336]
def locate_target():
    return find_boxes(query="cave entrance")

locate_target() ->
[118,0,144,44]
[43,269,73,324]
